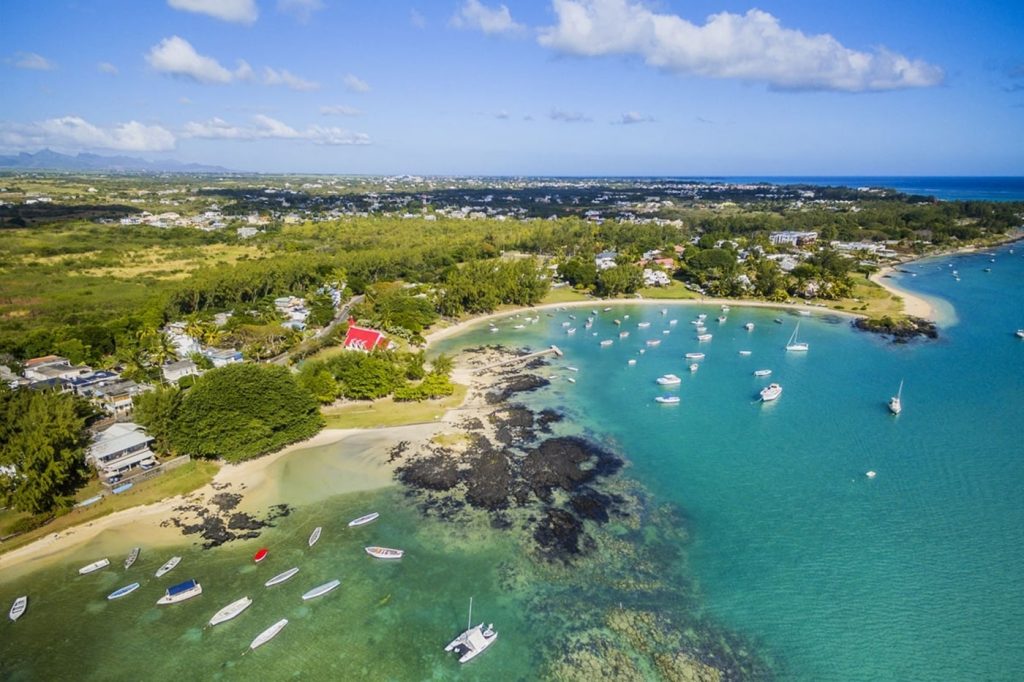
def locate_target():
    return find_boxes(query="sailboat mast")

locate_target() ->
[468,596,473,629]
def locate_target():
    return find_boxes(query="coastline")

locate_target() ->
[868,266,938,320]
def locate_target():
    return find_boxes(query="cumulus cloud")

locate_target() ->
[183,115,370,145]
[450,0,523,35]
[277,0,324,22]
[11,52,56,70]
[549,108,591,123]
[343,73,370,92]
[263,66,319,91]
[320,104,362,116]
[97,62,119,75]
[146,36,235,83]
[613,111,654,124]
[538,0,944,92]
[0,116,176,152]
[167,0,258,24]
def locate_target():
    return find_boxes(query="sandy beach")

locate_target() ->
[868,266,937,319]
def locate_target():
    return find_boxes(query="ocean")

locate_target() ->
[694,177,1024,202]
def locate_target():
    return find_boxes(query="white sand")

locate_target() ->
[869,267,937,320]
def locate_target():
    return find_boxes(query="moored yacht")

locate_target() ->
[785,323,809,352]
[656,374,682,385]
[760,383,783,402]
[445,598,498,664]
[889,379,904,415]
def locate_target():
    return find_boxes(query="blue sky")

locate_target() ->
[1,0,1022,174]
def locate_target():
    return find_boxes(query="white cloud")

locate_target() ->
[320,105,362,116]
[263,66,320,91]
[167,0,258,24]
[234,59,255,82]
[146,36,234,84]
[12,52,56,70]
[410,9,426,29]
[343,73,370,92]
[613,111,654,125]
[451,0,523,35]
[538,0,944,92]
[183,115,370,145]
[549,108,591,123]
[277,0,324,22]
[97,62,119,75]
[0,116,176,152]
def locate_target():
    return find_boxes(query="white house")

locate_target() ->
[595,250,618,271]
[642,269,672,287]
[88,422,155,478]
[203,348,243,367]
[161,359,201,384]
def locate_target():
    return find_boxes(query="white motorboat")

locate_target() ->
[250,618,289,650]
[265,567,300,587]
[1016,329,1024,339]
[656,374,682,386]
[684,352,705,360]
[721,305,730,312]
[760,383,783,402]
[646,339,661,347]
[697,313,707,321]
[753,369,772,377]
[157,579,202,605]
[302,579,341,601]
[512,324,525,329]
[669,319,678,326]
[9,596,27,622]
[603,307,612,312]
[566,366,579,372]
[124,547,140,570]
[627,359,637,366]
[613,319,621,326]
[600,339,614,347]
[348,512,380,527]
[739,350,752,356]
[566,328,576,334]
[308,526,322,547]
[489,327,499,333]
[697,333,712,341]
[619,331,630,338]
[785,323,809,351]
[155,556,181,578]
[561,321,570,327]
[717,316,727,323]
[662,329,670,335]
[689,363,699,373]
[566,377,576,384]
[655,396,680,404]
[78,558,110,575]
[745,322,755,331]
[107,583,141,600]
[365,546,404,560]
[637,322,651,328]
[660,308,667,315]
[209,596,253,626]
[889,379,903,415]
[445,598,498,664]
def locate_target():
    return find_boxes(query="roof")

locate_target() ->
[342,319,388,351]
[90,423,154,460]
[25,355,67,368]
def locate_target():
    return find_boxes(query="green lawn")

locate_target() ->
[637,282,701,300]
[540,287,592,304]
[321,383,468,429]
[828,273,906,319]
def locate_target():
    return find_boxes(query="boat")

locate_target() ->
[684,352,705,360]
[209,596,253,626]
[888,379,903,415]
[739,350,752,356]
[302,579,341,601]
[107,582,141,600]
[599,339,614,347]
[716,316,726,323]
[308,526,322,547]
[561,321,570,327]
[669,319,678,326]
[488,327,499,333]
[655,396,680,404]
[445,598,498,664]
[614,319,621,326]
[603,307,612,312]
[721,305,730,312]
[250,618,289,650]
[697,314,707,321]
[254,548,269,563]
[512,324,525,329]
[78,558,110,575]
[745,322,755,331]
[624,314,630,319]
[265,567,300,587]
[619,331,630,338]
[656,374,681,385]
[566,366,579,372]
[566,328,576,334]
[660,308,667,315]
[697,334,712,341]
[1016,329,1024,339]
[662,330,670,335]
[646,339,661,347]
[689,363,699,373]
[154,556,181,577]
[637,322,651,328]
[798,310,811,317]
[566,377,576,384]
[753,369,772,377]
[785,323,809,351]
[9,596,27,622]
[866,470,877,479]
[627,359,637,366]
[348,511,380,527]
[774,318,783,324]
[365,546,404,560]
[124,547,140,570]
[760,383,783,402]
[157,579,202,605]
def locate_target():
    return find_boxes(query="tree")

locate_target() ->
[595,264,643,297]
[0,387,91,514]
[169,364,323,462]
[133,385,181,455]
[558,258,597,289]
[296,362,340,404]
[326,351,403,400]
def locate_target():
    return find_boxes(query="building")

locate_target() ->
[88,379,151,417]
[769,231,818,247]
[161,359,200,384]
[642,269,672,287]
[595,250,618,271]
[341,318,389,352]
[203,348,244,367]
[88,422,155,478]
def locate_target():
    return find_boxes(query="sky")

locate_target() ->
[1,0,1022,175]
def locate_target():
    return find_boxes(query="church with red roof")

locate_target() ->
[341,318,389,352]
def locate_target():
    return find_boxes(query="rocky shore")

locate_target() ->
[160,482,291,548]
[852,315,939,342]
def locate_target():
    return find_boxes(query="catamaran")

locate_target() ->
[889,379,903,415]
[760,383,783,402]
[365,546,404,560]
[308,526,322,547]
[78,558,110,575]
[250,619,288,650]
[785,323,809,351]
[157,579,202,605]
[209,596,253,626]
[154,556,181,577]
[264,567,300,587]
[444,598,498,664]
[302,579,341,601]
[107,583,141,600]
[348,512,380,527]
[124,547,140,570]
[9,596,27,622]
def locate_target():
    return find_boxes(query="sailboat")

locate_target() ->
[785,322,809,352]
[889,379,903,415]
[444,597,498,664]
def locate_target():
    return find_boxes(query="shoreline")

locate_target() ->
[868,266,938,320]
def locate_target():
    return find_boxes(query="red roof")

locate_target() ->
[342,319,388,351]
[25,355,65,368]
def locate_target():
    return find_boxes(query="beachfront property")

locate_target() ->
[87,422,155,478]
[769,231,819,246]
[161,359,201,384]
[341,318,389,352]
[642,269,672,287]
[85,379,152,417]
[595,250,618,270]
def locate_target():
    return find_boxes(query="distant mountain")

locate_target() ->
[0,149,231,173]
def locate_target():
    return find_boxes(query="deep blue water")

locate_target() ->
[703,176,1024,202]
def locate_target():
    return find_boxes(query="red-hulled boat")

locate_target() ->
[254,548,268,563]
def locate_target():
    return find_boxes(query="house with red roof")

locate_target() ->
[341,318,389,352]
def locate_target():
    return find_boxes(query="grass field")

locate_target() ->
[321,383,468,429]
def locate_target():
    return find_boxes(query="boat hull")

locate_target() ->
[209,597,253,626]
[265,567,300,587]
[157,582,202,605]
[348,512,380,527]
[155,556,181,578]
[365,546,404,559]
[250,619,289,650]
[302,579,341,600]
[78,559,110,575]
[108,583,141,600]
[9,596,27,622]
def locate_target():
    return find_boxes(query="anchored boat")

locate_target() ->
[250,619,288,650]
[264,567,300,588]
[302,579,341,601]
[157,579,202,605]
[348,512,380,527]
[78,558,110,575]
[107,583,141,600]
[155,556,181,578]
[209,596,253,626]
[365,546,404,560]
[9,596,27,622]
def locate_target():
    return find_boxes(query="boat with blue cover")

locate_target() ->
[157,579,202,605]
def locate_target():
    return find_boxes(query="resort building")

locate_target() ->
[769,231,818,246]
[87,422,155,478]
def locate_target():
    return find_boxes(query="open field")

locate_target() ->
[321,383,468,429]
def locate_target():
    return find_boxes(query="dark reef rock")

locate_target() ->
[163,497,291,548]
[853,315,938,343]
[395,451,461,492]
[535,408,564,432]
[533,507,594,562]
[485,374,550,404]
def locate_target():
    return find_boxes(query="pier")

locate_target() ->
[474,345,563,374]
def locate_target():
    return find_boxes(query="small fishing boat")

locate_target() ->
[689,363,699,373]
[888,379,904,415]
[619,331,630,338]
[445,598,497,664]
[154,556,181,577]
[662,329,670,335]
[107,582,141,600]
[265,567,300,587]
[365,546,404,560]
[754,369,773,377]
[697,313,707,321]
[774,318,783,324]
[603,307,612,312]
[745,322,755,331]
[209,596,253,626]
[600,339,614,347]
[660,308,667,315]
[646,339,661,347]
[301,579,341,601]
[566,377,576,384]
[308,527,322,547]
[760,383,783,402]
[721,305,730,312]
[637,322,651,328]
[669,319,678,326]
[656,374,682,386]
[684,352,705,360]
[655,396,680,405]
[124,547,140,570]
[566,366,579,372]
[627,359,637,366]
[512,324,525,329]
[348,512,380,527]
[739,350,752,356]
[566,328,576,334]
[9,596,27,622]
[78,558,110,575]
[866,470,877,479]
[157,579,202,605]
[561,321,570,327]
[697,333,712,341]
[489,327,499,333]
[253,548,269,563]
[250,618,289,650]
[717,316,727,323]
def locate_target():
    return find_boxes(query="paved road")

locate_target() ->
[267,294,364,366]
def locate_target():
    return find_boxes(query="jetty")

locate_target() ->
[474,345,563,374]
